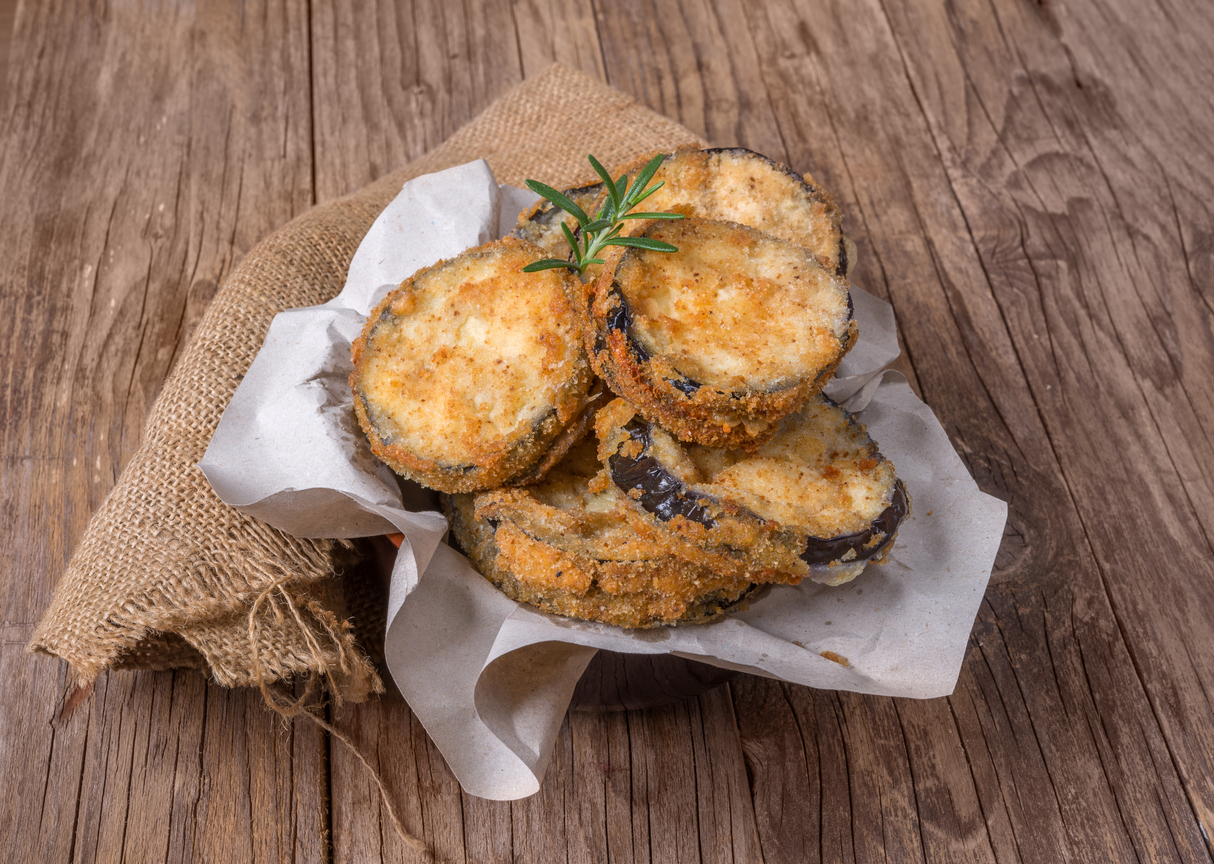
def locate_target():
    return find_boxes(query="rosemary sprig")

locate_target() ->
[522,154,684,275]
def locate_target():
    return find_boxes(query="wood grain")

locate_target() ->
[0,1,325,861]
[0,0,16,115]
[309,0,525,203]
[3,0,1213,861]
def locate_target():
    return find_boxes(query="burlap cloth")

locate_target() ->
[31,65,703,703]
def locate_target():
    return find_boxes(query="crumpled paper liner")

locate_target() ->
[202,160,1007,799]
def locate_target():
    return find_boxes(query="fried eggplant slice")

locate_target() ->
[449,437,760,628]
[511,182,604,258]
[587,218,857,448]
[476,435,771,577]
[608,145,855,276]
[596,397,909,585]
[445,467,758,629]
[350,237,594,493]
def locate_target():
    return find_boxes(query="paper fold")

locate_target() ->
[202,160,1006,801]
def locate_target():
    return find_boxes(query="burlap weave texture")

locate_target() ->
[31,65,702,701]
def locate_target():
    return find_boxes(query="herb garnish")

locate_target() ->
[521,154,685,275]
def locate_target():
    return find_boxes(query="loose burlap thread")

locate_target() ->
[31,64,703,702]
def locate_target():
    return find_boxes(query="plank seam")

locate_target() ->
[1074,637,1146,864]
[979,604,1074,856]
[160,672,180,864]
[890,703,929,864]
[307,0,317,210]
[719,683,764,864]
[945,685,1009,863]
[67,676,92,864]
[773,682,813,864]
[587,0,611,89]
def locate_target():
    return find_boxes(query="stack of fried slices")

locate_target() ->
[350,146,909,628]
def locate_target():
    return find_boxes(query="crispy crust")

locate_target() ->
[605,145,851,274]
[595,397,909,584]
[585,218,857,448]
[508,385,611,486]
[350,237,594,493]
[475,436,778,581]
[444,489,757,629]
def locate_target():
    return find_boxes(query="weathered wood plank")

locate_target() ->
[191,687,327,863]
[510,0,607,83]
[0,0,16,116]
[330,691,474,863]
[620,700,700,864]
[0,1,326,861]
[595,0,786,158]
[0,643,81,862]
[691,686,765,864]
[896,695,999,863]
[731,678,819,864]
[564,710,617,863]
[309,0,524,204]
[513,719,577,862]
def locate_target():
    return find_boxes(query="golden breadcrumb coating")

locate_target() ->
[586,218,856,448]
[606,146,849,274]
[444,483,756,629]
[595,397,908,584]
[350,237,593,492]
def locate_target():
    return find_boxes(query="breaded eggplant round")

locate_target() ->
[476,435,773,580]
[510,182,604,258]
[607,145,855,276]
[350,237,594,493]
[587,217,857,448]
[595,397,909,586]
[445,438,758,628]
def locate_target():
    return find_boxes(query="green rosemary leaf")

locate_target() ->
[587,155,621,211]
[602,237,679,252]
[560,221,581,261]
[625,154,665,203]
[523,153,683,275]
[524,180,590,226]
[523,259,579,272]
[629,180,665,206]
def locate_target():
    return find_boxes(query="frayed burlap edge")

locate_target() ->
[30,63,702,703]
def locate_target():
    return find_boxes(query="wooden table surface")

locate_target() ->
[4,0,1213,861]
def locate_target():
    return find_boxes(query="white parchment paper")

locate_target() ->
[201,160,1007,801]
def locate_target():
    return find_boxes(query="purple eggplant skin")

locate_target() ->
[606,416,908,571]
[798,480,908,566]
[608,420,718,528]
